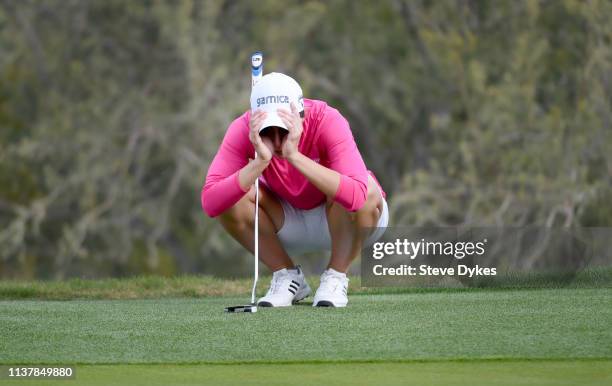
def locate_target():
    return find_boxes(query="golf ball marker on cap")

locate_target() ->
[250,72,304,132]
[251,51,263,88]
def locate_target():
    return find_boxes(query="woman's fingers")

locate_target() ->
[249,111,267,133]
[250,110,266,122]
[277,110,294,130]
[277,104,299,118]
[276,108,290,119]
[279,115,291,128]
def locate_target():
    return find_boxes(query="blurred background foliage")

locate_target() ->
[0,0,610,279]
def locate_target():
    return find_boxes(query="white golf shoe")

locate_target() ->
[313,268,349,307]
[257,266,311,307]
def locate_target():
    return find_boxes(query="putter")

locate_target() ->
[225,51,264,313]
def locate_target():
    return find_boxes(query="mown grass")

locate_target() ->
[1,282,610,385]
[0,267,610,300]
[1,361,611,386]
[1,289,610,364]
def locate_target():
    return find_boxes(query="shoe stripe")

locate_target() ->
[288,288,296,295]
[291,280,299,285]
[289,284,299,290]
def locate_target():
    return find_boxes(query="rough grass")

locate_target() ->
[0,267,610,300]
[0,275,251,300]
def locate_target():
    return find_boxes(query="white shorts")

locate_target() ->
[275,186,389,256]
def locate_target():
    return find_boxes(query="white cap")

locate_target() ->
[250,72,304,132]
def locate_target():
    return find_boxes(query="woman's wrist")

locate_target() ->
[285,151,302,165]
[238,157,270,191]
[254,155,271,167]
[285,152,341,198]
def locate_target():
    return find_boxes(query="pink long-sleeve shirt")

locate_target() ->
[201,99,385,217]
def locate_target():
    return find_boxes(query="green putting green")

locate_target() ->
[1,289,610,363]
[1,288,610,385]
[1,361,610,386]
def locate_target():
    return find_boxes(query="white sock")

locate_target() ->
[326,268,347,278]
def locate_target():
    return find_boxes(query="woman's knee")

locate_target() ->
[218,185,284,232]
[352,177,382,225]
[218,189,255,230]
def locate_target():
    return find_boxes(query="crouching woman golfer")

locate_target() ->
[201,73,388,307]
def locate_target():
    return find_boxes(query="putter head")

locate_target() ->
[225,304,258,313]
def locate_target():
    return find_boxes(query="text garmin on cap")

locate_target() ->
[257,95,290,107]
